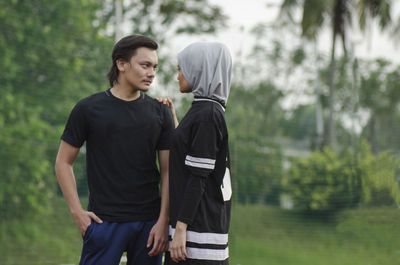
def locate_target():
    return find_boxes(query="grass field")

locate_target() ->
[229,205,400,265]
[1,199,400,265]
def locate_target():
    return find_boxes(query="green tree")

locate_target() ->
[0,93,52,220]
[324,56,400,154]
[0,0,111,220]
[226,82,284,204]
[102,0,227,86]
[358,60,400,153]
[0,0,227,220]
[279,0,394,148]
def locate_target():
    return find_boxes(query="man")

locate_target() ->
[55,35,174,265]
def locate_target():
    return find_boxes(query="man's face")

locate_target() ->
[119,47,158,92]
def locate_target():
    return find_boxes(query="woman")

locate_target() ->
[159,42,233,265]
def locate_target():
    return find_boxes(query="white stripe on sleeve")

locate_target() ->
[169,226,228,245]
[186,155,216,165]
[185,155,216,170]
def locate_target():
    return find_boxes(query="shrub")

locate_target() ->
[287,147,361,213]
[286,142,400,214]
[357,143,400,206]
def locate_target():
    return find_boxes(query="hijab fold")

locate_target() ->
[177,42,232,105]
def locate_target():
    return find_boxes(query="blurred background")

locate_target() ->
[1,0,400,264]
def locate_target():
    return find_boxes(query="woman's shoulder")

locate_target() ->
[189,102,225,125]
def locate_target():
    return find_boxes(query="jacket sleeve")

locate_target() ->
[177,121,221,224]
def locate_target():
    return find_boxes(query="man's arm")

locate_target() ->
[147,149,170,256]
[55,140,102,235]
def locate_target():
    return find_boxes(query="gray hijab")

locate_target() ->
[177,42,232,105]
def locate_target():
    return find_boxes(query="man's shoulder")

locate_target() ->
[143,93,159,105]
[76,90,108,107]
[143,93,169,112]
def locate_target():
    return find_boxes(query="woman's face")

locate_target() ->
[177,66,190,93]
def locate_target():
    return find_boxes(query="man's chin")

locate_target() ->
[139,86,150,92]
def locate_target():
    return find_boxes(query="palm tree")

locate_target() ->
[279,0,393,148]
[357,0,392,153]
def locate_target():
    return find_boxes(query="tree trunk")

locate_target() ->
[314,43,324,151]
[369,113,378,154]
[327,27,337,148]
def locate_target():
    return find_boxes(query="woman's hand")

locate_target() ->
[155,97,179,128]
[170,221,188,263]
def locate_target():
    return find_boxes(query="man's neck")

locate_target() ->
[110,84,141,101]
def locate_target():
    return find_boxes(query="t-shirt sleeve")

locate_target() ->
[61,102,88,148]
[178,121,220,224]
[157,104,175,150]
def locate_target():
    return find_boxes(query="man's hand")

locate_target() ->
[147,218,169,256]
[72,209,103,236]
[170,221,188,263]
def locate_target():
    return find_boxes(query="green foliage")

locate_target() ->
[0,93,53,220]
[101,0,227,89]
[0,0,226,221]
[279,0,396,147]
[108,0,227,42]
[358,61,400,152]
[287,142,400,213]
[231,142,283,204]
[226,83,285,204]
[357,143,400,205]
[291,46,306,65]
[281,104,316,140]
[0,0,112,220]
[0,0,111,123]
[287,147,361,213]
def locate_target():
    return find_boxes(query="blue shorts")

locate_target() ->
[79,220,162,265]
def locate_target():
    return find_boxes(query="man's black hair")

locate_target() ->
[107,35,158,87]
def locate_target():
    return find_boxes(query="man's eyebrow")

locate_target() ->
[140,60,158,66]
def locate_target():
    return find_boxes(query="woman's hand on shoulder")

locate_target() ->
[155,97,179,128]
[155,97,175,112]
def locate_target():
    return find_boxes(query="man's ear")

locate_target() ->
[116,59,126,72]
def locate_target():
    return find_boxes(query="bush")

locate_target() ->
[286,142,400,213]
[287,147,361,213]
[357,143,400,206]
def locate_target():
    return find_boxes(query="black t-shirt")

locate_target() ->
[61,89,174,222]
